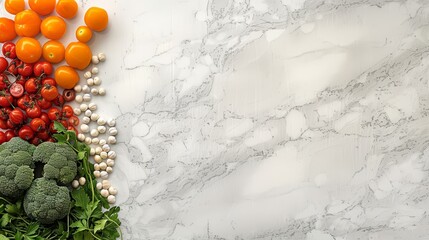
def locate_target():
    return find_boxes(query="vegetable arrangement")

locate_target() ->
[0,123,121,239]
[0,0,122,239]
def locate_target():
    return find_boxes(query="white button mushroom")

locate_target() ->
[73,108,81,116]
[84,109,92,117]
[98,53,106,62]
[79,104,88,111]
[107,118,116,127]
[93,77,102,85]
[97,118,106,125]
[100,189,109,197]
[102,180,110,189]
[91,138,100,144]
[93,170,101,178]
[100,151,108,159]
[106,159,115,167]
[92,56,99,64]
[80,124,89,133]
[74,85,82,92]
[108,127,118,136]
[99,162,107,171]
[107,195,116,204]
[91,67,99,74]
[78,177,86,186]
[90,147,96,156]
[94,163,100,171]
[75,95,83,103]
[98,88,106,96]
[102,144,110,152]
[72,180,79,188]
[107,136,116,144]
[90,113,100,121]
[82,85,90,93]
[83,94,91,102]
[108,186,117,195]
[100,171,108,179]
[87,78,94,86]
[107,151,116,159]
[95,147,102,154]
[90,129,99,137]
[91,88,99,95]
[96,182,103,190]
[99,139,107,146]
[84,71,92,79]
[106,167,113,173]
[84,137,92,145]
[77,133,85,141]
[94,155,102,163]
[82,116,90,124]
[97,126,106,134]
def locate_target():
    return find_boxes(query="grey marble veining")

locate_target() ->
[74,0,429,239]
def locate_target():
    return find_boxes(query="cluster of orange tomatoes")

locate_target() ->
[0,0,108,89]
[0,0,108,144]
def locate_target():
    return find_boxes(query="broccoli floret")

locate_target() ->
[0,139,35,198]
[33,142,77,163]
[33,142,77,184]
[2,137,35,154]
[23,178,71,224]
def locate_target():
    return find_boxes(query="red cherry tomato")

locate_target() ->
[61,105,73,118]
[41,84,58,101]
[0,119,8,129]
[33,61,53,77]
[0,108,9,120]
[52,95,64,107]
[5,129,15,141]
[9,108,25,125]
[48,122,56,133]
[0,93,13,107]
[67,125,77,135]
[15,75,27,86]
[0,74,10,90]
[36,131,49,140]
[0,57,8,74]
[17,95,30,110]
[24,78,39,94]
[18,125,34,140]
[36,97,52,110]
[7,59,21,75]
[31,137,42,146]
[2,42,16,59]
[0,131,6,144]
[6,119,15,129]
[30,118,45,132]
[26,104,41,118]
[17,62,33,77]
[68,115,79,126]
[39,112,50,124]
[10,83,24,98]
[41,77,56,86]
[47,107,60,120]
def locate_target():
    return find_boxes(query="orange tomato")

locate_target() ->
[75,26,92,43]
[16,37,42,63]
[41,16,66,40]
[65,42,91,70]
[14,10,41,37]
[84,7,108,32]
[42,40,65,64]
[54,66,79,89]
[5,0,25,15]
[55,0,77,19]
[0,18,17,42]
[28,0,55,16]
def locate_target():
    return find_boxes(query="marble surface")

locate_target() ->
[81,0,429,239]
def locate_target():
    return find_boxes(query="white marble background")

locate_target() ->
[79,0,429,239]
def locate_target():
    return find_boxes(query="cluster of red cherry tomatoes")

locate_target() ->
[0,41,78,145]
